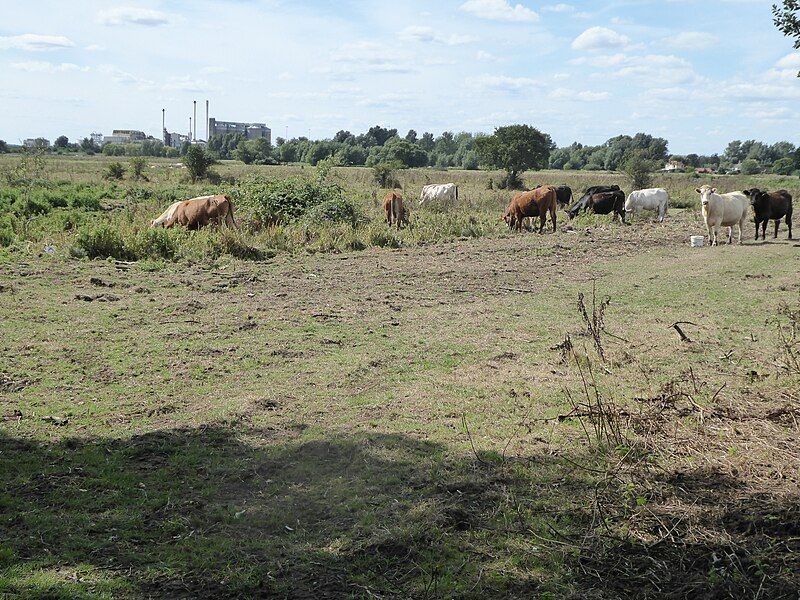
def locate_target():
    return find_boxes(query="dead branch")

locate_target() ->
[671,321,698,343]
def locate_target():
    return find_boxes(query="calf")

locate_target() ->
[588,190,627,223]
[743,188,793,240]
[504,186,557,233]
[695,185,748,246]
[382,192,408,229]
[156,195,237,230]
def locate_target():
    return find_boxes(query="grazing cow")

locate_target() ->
[625,188,669,222]
[567,185,621,219]
[695,185,749,246]
[150,201,183,228]
[155,195,237,230]
[420,183,458,205]
[503,186,557,233]
[588,190,627,223]
[743,188,793,240]
[534,185,572,207]
[382,192,408,229]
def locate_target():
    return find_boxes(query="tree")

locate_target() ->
[475,125,554,188]
[183,145,217,181]
[772,157,796,175]
[103,162,126,180]
[366,138,428,168]
[622,151,658,190]
[54,135,69,149]
[405,129,418,143]
[0,140,7,154]
[80,137,99,154]
[741,159,761,175]
[418,132,435,152]
[774,1,800,73]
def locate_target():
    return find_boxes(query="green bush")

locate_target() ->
[304,197,364,227]
[104,162,126,180]
[0,215,15,247]
[76,223,132,260]
[237,174,345,226]
[129,156,148,181]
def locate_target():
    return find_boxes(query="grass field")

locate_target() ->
[1,156,799,598]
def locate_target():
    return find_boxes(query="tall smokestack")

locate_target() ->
[162,108,165,132]
[206,100,209,141]
[189,117,192,141]
[193,101,197,142]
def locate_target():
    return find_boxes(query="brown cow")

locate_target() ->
[503,186,558,233]
[156,195,236,230]
[382,192,408,229]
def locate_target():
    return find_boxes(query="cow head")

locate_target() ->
[695,186,716,207]
[743,188,767,208]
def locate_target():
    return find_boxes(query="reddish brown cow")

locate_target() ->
[159,195,236,230]
[382,192,408,229]
[503,186,558,233]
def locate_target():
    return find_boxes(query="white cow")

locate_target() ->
[625,188,669,222]
[420,183,458,206]
[695,185,749,246]
[150,201,183,228]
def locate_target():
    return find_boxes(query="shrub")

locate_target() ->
[741,159,761,175]
[129,157,148,181]
[622,151,657,190]
[0,215,15,247]
[183,145,217,181]
[76,223,132,260]
[372,162,401,188]
[237,174,345,226]
[104,162,126,180]
[304,197,364,227]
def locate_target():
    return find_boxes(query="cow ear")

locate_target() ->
[711,188,717,194]
[695,188,702,194]
[743,190,751,196]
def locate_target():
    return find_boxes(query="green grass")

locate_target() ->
[1,156,799,598]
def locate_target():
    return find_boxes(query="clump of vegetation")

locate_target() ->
[622,151,657,190]
[304,197,364,227]
[183,145,217,182]
[237,174,346,227]
[104,162,126,181]
[475,124,554,190]
[129,156,149,181]
[372,162,402,188]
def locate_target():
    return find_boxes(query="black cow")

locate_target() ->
[588,190,627,223]
[567,185,621,219]
[743,188,793,240]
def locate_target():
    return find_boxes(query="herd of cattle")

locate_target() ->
[149,182,794,247]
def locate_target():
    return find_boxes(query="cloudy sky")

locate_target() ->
[1,0,799,154]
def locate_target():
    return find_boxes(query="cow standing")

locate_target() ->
[153,195,237,230]
[382,192,409,229]
[504,186,557,233]
[743,188,793,241]
[588,190,627,223]
[625,188,669,222]
[695,185,749,246]
[420,183,458,206]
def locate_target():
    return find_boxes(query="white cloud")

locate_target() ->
[459,0,539,23]
[572,27,629,51]
[476,50,500,61]
[776,52,800,70]
[550,87,610,101]
[466,74,537,92]
[399,26,476,46]
[542,3,575,13]
[97,7,171,27]
[0,34,75,51]
[11,61,89,73]
[662,31,718,51]
[85,44,105,52]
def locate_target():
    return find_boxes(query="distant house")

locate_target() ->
[661,160,686,172]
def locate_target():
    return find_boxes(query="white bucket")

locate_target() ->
[690,236,705,248]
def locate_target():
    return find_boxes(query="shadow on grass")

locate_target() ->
[1,426,798,599]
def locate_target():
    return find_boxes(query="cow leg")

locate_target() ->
[774,220,780,239]
[539,214,546,234]
[551,207,557,233]
[727,226,733,245]
[787,215,793,240]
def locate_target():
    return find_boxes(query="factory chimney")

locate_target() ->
[189,117,192,141]
[193,101,197,142]
[206,100,210,141]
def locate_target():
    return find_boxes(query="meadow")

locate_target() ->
[1,154,799,598]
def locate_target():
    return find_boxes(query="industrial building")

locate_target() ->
[103,130,147,145]
[209,118,271,144]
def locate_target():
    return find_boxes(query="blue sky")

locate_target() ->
[1,0,798,154]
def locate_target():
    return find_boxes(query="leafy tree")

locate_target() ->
[102,144,126,157]
[366,138,428,168]
[80,137,99,154]
[741,158,761,175]
[418,132,435,152]
[372,162,402,188]
[334,144,368,166]
[772,157,796,175]
[333,130,354,144]
[405,129,418,143]
[622,151,658,190]
[475,124,554,188]
[0,140,8,154]
[357,125,398,148]
[208,133,245,159]
[54,136,69,149]
[774,1,800,71]
[183,145,217,181]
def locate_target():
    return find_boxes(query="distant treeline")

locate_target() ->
[1,128,798,175]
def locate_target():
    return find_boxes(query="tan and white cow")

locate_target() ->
[695,185,749,246]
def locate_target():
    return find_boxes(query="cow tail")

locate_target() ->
[225,195,237,228]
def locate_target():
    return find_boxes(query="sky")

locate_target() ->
[1,0,799,154]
